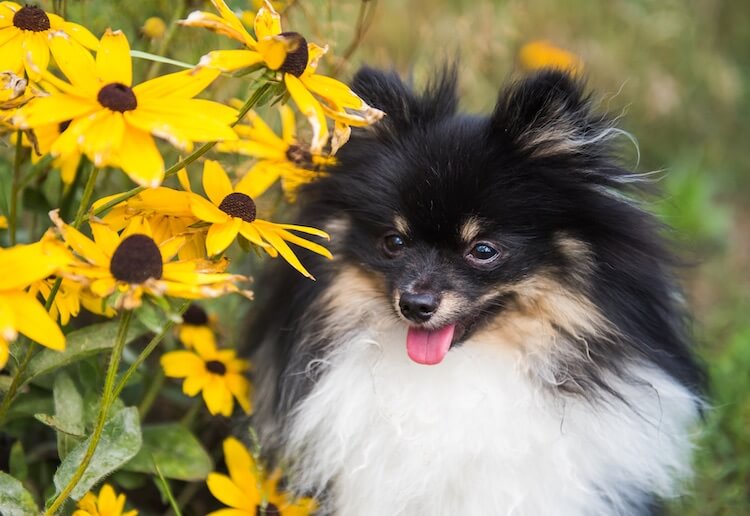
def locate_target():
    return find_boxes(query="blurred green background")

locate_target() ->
[34,0,750,513]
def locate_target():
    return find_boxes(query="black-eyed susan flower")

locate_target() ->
[183,0,384,153]
[177,303,218,349]
[93,187,205,260]
[187,160,332,278]
[161,338,251,416]
[218,106,335,202]
[0,233,72,368]
[518,40,584,76]
[20,119,82,185]
[207,437,317,516]
[14,29,238,187]
[0,1,98,80]
[73,483,137,516]
[51,211,251,310]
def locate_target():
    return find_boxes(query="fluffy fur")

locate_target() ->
[246,67,705,515]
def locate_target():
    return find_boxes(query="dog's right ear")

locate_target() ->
[351,66,458,132]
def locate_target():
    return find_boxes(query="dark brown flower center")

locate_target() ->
[285,144,313,166]
[278,32,308,77]
[97,83,138,112]
[58,120,71,133]
[110,234,163,284]
[256,503,280,516]
[182,304,209,326]
[205,360,227,375]
[13,6,50,32]
[218,192,257,223]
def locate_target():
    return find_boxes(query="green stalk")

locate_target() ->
[89,82,273,220]
[72,163,100,228]
[45,310,134,515]
[146,0,187,80]
[9,131,24,245]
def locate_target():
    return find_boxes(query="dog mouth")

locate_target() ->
[404,319,472,366]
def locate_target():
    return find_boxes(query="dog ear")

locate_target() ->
[491,69,611,159]
[351,66,458,131]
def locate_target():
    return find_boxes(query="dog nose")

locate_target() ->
[399,292,439,323]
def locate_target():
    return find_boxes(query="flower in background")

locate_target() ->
[184,0,384,152]
[0,1,98,80]
[51,212,251,310]
[161,338,252,416]
[207,437,317,516]
[518,40,584,76]
[187,160,332,278]
[219,106,335,202]
[0,233,72,368]
[14,29,238,187]
[0,215,6,229]
[177,303,218,349]
[141,16,167,40]
[73,483,137,516]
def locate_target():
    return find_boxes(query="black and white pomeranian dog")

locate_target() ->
[248,67,705,515]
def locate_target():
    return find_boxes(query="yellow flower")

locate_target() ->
[0,215,7,229]
[183,0,384,153]
[219,105,335,202]
[141,16,167,40]
[161,338,251,416]
[93,187,205,260]
[207,437,317,516]
[20,119,82,185]
[0,1,98,80]
[177,303,218,349]
[187,160,332,278]
[0,234,72,369]
[73,483,137,516]
[51,212,251,310]
[14,29,238,187]
[518,40,584,76]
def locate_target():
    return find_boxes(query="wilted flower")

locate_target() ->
[187,160,332,278]
[207,437,317,515]
[73,483,137,516]
[184,0,384,152]
[0,1,98,80]
[161,338,252,416]
[51,212,251,310]
[14,29,238,187]
[518,40,584,75]
[219,106,335,202]
[0,233,72,368]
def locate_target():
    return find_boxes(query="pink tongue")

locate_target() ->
[406,324,456,365]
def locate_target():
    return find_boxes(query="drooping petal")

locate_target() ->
[223,437,260,497]
[302,73,365,109]
[0,238,71,290]
[9,292,65,350]
[210,0,255,43]
[80,111,125,167]
[202,375,233,416]
[0,31,23,75]
[254,2,282,39]
[273,227,332,259]
[206,473,254,510]
[238,222,270,249]
[197,49,264,73]
[225,373,252,414]
[206,218,241,256]
[13,94,98,129]
[254,223,313,278]
[189,194,229,223]
[279,104,296,143]
[60,20,99,50]
[111,126,164,187]
[96,29,132,86]
[285,74,328,153]
[22,32,50,80]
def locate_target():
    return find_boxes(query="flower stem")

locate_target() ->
[89,82,273,219]
[45,310,134,515]
[9,131,24,245]
[146,0,187,80]
[72,163,100,229]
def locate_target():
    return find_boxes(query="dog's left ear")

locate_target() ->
[490,69,610,159]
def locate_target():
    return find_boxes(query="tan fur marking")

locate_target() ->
[459,216,483,244]
[393,215,410,236]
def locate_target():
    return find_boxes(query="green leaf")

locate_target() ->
[33,413,84,437]
[53,406,142,501]
[0,375,11,394]
[134,298,167,333]
[24,321,145,384]
[130,50,195,69]
[54,372,85,459]
[124,423,212,481]
[9,441,28,482]
[0,471,39,516]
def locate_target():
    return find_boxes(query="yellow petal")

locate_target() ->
[161,350,205,378]
[257,35,288,70]
[273,227,332,259]
[203,375,233,416]
[182,370,207,396]
[60,20,100,50]
[9,292,65,350]
[206,218,241,256]
[97,29,132,86]
[97,484,119,514]
[203,160,234,205]
[47,31,98,95]
[0,295,17,342]
[0,31,23,75]
[207,473,254,510]
[180,11,250,45]
[274,223,330,239]
[254,223,313,278]
[302,73,364,110]
[234,161,281,199]
[254,2,281,39]
[0,238,71,290]
[133,67,221,99]
[89,221,120,257]
[22,32,50,80]
[0,337,9,370]
[210,0,255,44]
[225,373,252,414]
[189,194,228,223]
[238,222,270,249]
[111,127,164,187]
[81,111,125,167]
[285,74,328,153]
[279,104,296,143]
[223,437,260,496]
[197,49,263,73]
[217,139,286,160]
[14,94,98,129]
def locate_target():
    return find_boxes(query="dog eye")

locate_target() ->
[466,242,500,266]
[383,233,406,256]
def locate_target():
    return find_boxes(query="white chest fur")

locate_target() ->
[283,325,699,516]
